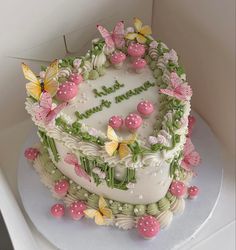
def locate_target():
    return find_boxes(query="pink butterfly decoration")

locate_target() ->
[187,115,196,137]
[97,21,125,50]
[181,138,201,171]
[64,153,91,182]
[35,92,67,124]
[160,72,192,101]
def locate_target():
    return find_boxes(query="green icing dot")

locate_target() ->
[153,68,162,79]
[77,189,89,201]
[150,61,157,70]
[144,55,152,64]
[134,204,146,216]
[97,66,106,76]
[110,201,122,215]
[82,71,89,80]
[147,203,159,216]
[158,197,171,212]
[89,70,99,80]
[87,194,99,209]
[122,204,134,216]
[50,170,63,181]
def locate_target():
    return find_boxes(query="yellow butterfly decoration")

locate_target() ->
[105,126,136,159]
[84,196,112,225]
[125,17,152,44]
[22,59,59,101]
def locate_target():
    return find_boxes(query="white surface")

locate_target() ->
[0,116,234,249]
[17,112,224,250]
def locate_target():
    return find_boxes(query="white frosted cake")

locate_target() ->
[23,18,201,239]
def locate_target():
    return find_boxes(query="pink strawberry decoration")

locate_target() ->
[110,51,126,69]
[54,180,69,196]
[50,204,65,218]
[24,147,39,161]
[56,81,78,102]
[181,138,201,171]
[125,113,143,132]
[69,201,87,220]
[187,115,196,137]
[137,215,160,239]
[108,115,123,130]
[132,58,147,73]
[169,180,186,198]
[188,186,199,199]
[127,43,145,59]
[69,73,83,85]
[137,100,154,117]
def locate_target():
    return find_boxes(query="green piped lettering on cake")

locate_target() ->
[115,81,155,103]
[93,80,124,98]
[75,99,111,120]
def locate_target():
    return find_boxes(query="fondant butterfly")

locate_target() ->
[181,138,201,171]
[64,153,91,182]
[84,196,112,225]
[35,91,67,124]
[105,126,136,159]
[125,17,152,44]
[159,72,192,101]
[22,60,59,101]
[97,21,125,50]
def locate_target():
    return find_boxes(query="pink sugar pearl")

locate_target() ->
[50,204,65,218]
[69,73,83,85]
[56,81,78,102]
[125,113,143,132]
[24,147,39,161]
[108,115,123,129]
[169,180,186,198]
[127,43,145,58]
[110,51,126,69]
[69,201,87,220]
[137,100,154,117]
[137,215,160,239]
[54,180,69,196]
[188,185,199,199]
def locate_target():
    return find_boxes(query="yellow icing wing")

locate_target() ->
[21,63,40,85]
[136,34,147,44]
[99,196,112,219]
[107,126,119,141]
[134,17,142,32]
[44,60,59,97]
[105,141,119,156]
[26,82,42,100]
[84,209,105,225]
[118,143,130,159]
[122,133,137,145]
[125,33,138,40]
[140,25,152,36]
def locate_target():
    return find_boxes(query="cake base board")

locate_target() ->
[17,112,223,250]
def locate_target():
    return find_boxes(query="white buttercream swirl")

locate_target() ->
[156,210,173,229]
[114,214,135,230]
[170,198,185,215]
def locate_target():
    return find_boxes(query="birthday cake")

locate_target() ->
[23,18,200,239]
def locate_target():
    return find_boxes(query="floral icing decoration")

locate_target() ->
[181,138,201,171]
[97,21,125,51]
[64,153,91,182]
[84,196,112,225]
[159,72,192,101]
[163,49,178,65]
[105,125,136,159]
[35,92,67,125]
[125,17,152,44]
[24,147,39,161]
[187,115,196,137]
[22,60,59,101]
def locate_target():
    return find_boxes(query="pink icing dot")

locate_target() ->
[125,113,143,132]
[69,201,87,220]
[188,185,199,199]
[108,115,123,129]
[127,43,145,58]
[50,204,65,218]
[24,147,39,161]
[56,81,78,102]
[69,73,83,85]
[54,180,69,196]
[169,180,186,198]
[137,100,154,117]
[137,215,160,239]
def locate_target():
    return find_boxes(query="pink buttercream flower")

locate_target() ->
[160,72,192,101]
[187,115,196,137]
[163,49,178,64]
[181,138,201,171]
